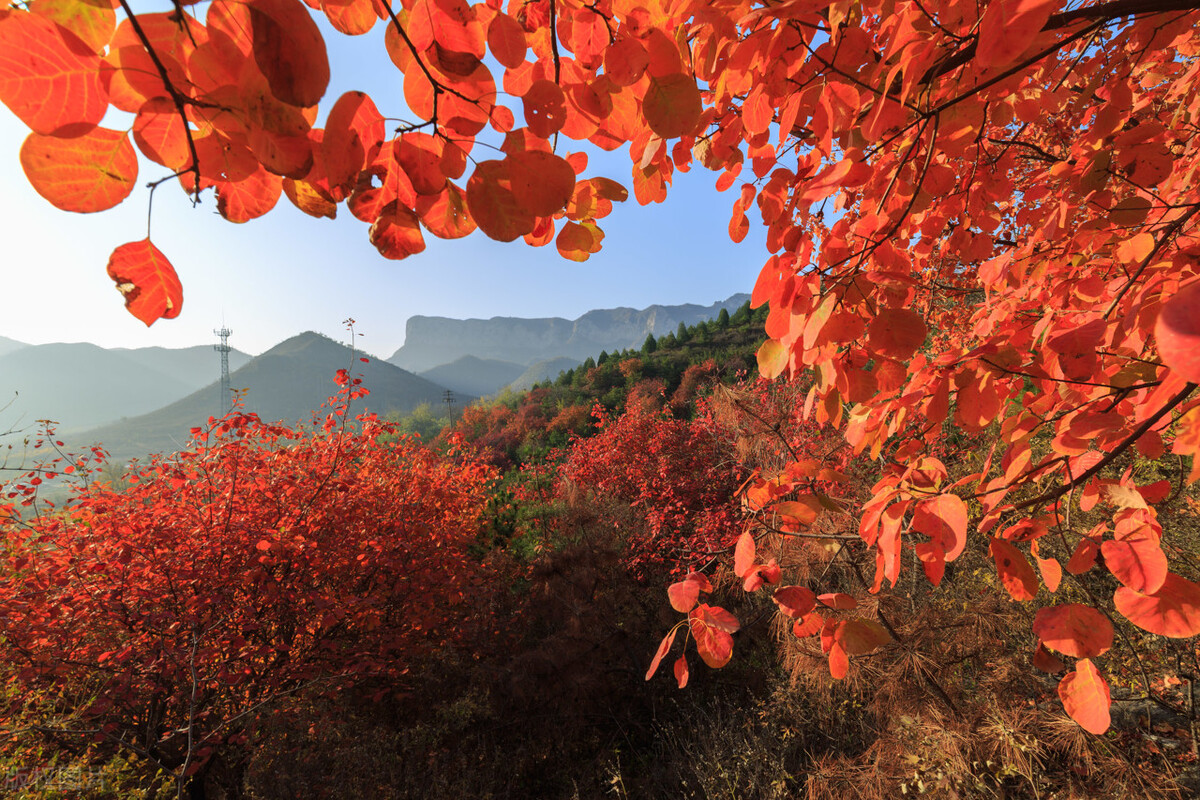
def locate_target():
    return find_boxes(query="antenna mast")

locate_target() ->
[214,326,233,415]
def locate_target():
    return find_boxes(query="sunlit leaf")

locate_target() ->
[106,239,183,326]
[19,127,136,212]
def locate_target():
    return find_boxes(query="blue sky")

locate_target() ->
[0,15,766,357]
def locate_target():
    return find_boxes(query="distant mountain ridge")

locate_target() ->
[76,332,452,463]
[0,342,250,433]
[389,294,750,373]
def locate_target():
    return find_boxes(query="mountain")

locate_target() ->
[418,356,526,398]
[504,357,582,393]
[389,294,751,373]
[0,335,26,358]
[0,342,251,434]
[76,332,454,463]
[114,345,251,388]
[0,343,196,433]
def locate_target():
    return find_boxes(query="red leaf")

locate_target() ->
[989,537,1038,601]
[839,618,891,655]
[1032,604,1113,659]
[792,612,823,637]
[466,159,534,242]
[976,0,1057,70]
[0,10,107,136]
[487,12,526,69]
[106,240,183,326]
[673,655,689,688]
[369,202,427,260]
[1155,280,1200,383]
[1114,572,1200,638]
[733,531,755,579]
[772,585,816,619]
[19,128,137,213]
[667,577,700,613]
[1066,537,1099,575]
[867,309,926,360]
[1058,659,1111,735]
[506,150,575,217]
[689,604,739,669]
[818,592,857,610]
[1101,527,1168,594]
[523,79,567,139]
[645,626,677,680]
[911,493,968,561]
[1032,642,1066,673]
[247,0,330,107]
[642,72,702,139]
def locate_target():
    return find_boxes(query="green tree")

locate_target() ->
[642,334,657,354]
[715,308,730,329]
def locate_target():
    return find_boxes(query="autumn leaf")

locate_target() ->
[247,0,330,108]
[0,10,108,136]
[1058,659,1111,735]
[1113,572,1200,638]
[1032,604,1113,659]
[19,128,137,213]
[976,0,1057,69]
[645,626,677,680]
[989,537,1038,601]
[689,604,740,668]
[1155,280,1200,383]
[106,240,183,326]
[642,73,702,139]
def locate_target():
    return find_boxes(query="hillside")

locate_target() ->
[418,356,526,398]
[77,332,454,463]
[389,294,750,372]
[0,343,196,433]
[0,335,25,358]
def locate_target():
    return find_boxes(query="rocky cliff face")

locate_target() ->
[389,294,749,373]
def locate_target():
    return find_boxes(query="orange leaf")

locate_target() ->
[466,159,535,242]
[215,165,283,223]
[1032,642,1065,673]
[976,0,1056,70]
[989,537,1038,601]
[1115,232,1155,264]
[1114,572,1200,638]
[369,201,426,260]
[1032,604,1113,658]
[322,90,385,202]
[604,37,648,86]
[31,0,116,55]
[394,132,448,196]
[486,12,526,69]
[0,10,108,136]
[772,586,817,619]
[688,604,739,668]
[792,612,823,637]
[756,339,788,379]
[106,240,183,326]
[839,618,891,656]
[867,308,926,360]
[1058,659,1111,735]
[133,99,191,170]
[642,72,702,139]
[673,655,689,688]
[644,626,677,680]
[415,184,476,239]
[818,592,857,610]
[667,577,700,613]
[523,79,568,139]
[19,127,136,213]
[1066,537,1099,575]
[911,493,968,562]
[507,150,575,216]
[732,531,755,578]
[1101,528,1167,594]
[1155,279,1200,383]
[247,0,330,107]
[555,220,603,262]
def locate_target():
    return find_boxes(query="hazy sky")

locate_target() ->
[0,18,767,358]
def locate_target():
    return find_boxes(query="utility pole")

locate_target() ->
[442,389,456,421]
[214,326,233,416]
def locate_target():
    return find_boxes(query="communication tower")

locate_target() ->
[214,326,233,415]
